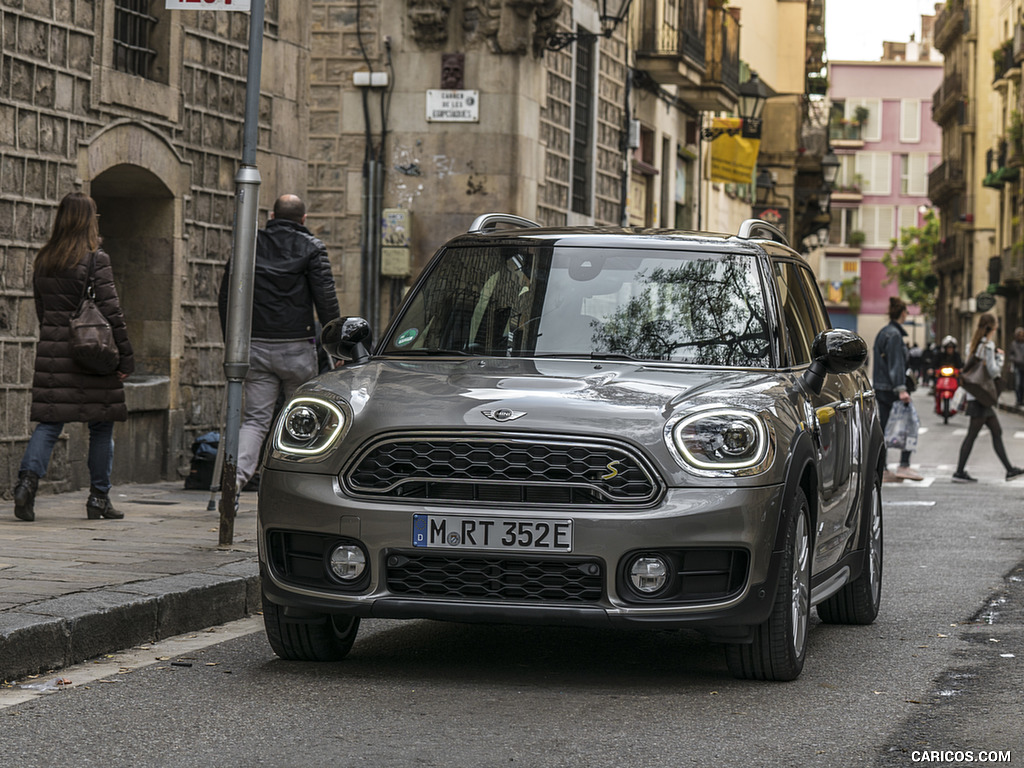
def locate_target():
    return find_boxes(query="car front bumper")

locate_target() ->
[257,468,786,638]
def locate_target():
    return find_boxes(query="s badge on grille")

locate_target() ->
[481,408,526,422]
[601,460,622,480]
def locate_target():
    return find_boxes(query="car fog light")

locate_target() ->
[629,555,668,593]
[329,545,366,581]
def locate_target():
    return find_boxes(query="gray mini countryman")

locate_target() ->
[258,214,884,681]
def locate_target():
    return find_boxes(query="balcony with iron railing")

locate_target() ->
[806,21,825,55]
[932,70,962,124]
[1003,245,1024,283]
[677,6,740,111]
[634,0,707,87]
[934,232,962,272]
[928,158,965,205]
[993,39,1015,84]
[934,0,967,54]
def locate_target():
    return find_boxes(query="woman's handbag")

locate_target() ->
[959,355,999,408]
[69,252,119,375]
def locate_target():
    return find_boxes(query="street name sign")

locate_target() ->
[426,90,480,122]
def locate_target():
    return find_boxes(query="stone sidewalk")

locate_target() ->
[0,482,260,683]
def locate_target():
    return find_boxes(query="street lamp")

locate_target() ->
[546,0,634,51]
[821,148,841,188]
[755,169,775,205]
[737,73,770,133]
[701,73,771,140]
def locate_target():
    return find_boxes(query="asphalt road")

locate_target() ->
[1,391,1023,768]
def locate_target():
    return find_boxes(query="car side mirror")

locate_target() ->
[321,317,373,365]
[802,329,868,394]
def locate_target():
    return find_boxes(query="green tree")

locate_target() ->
[883,210,940,314]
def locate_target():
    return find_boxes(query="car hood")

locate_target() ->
[299,357,788,445]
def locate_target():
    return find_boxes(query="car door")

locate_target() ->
[772,260,856,571]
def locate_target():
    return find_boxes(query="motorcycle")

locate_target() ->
[934,365,960,423]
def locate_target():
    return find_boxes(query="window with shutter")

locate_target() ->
[907,153,928,195]
[856,152,892,195]
[860,206,895,247]
[846,98,882,142]
[900,99,921,143]
[898,205,918,236]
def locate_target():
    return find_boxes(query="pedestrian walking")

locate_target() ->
[218,194,340,492]
[12,192,134,522]
[1009,326,1024,407]
[873,296,922,482]
[952,313,1024,483]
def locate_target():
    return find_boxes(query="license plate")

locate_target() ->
[413,515,573,552]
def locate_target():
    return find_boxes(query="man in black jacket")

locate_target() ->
[219,194,340,491]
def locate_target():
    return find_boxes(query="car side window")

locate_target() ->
[795,263,830,334]
[773,261,816,366]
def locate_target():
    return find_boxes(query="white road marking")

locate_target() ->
[0,615,263,710]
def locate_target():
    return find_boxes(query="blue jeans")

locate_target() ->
[20,421,115,494]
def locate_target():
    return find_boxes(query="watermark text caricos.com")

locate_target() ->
[910,750,1011,763]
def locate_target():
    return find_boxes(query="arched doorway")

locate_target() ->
[82,122,189,483]
[91,164,175,377]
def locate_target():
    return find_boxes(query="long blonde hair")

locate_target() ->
[968,312,998,359]
[34,192,99,276]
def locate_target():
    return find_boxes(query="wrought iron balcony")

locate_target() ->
[634,0,707,87]
[993,40,1015,84]
[677,6,740,111]
[928,159,965,205]
[934,233,962,272]
[932,71,962,125]
[934,0,966,54]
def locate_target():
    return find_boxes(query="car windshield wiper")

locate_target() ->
[386,348,473,356]
[532,352,641,362]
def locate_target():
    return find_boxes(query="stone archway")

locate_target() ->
[80,122,190,483]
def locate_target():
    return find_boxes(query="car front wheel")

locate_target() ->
[262,594,360,662]
[725,488,810,681]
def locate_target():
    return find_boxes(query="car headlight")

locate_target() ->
[273,396,347,457]
[665,408,773,475]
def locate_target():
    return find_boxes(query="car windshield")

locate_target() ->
[383,243,772,367]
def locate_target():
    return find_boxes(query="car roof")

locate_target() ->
[441,226,795,258]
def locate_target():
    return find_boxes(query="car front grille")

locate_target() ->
[344,434,661,506]
[385,551,604,603]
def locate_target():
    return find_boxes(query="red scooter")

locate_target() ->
[934,365,960,423]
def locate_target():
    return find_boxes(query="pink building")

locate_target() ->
[827,61,943,343]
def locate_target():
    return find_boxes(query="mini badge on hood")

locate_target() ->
[481,409,526,422]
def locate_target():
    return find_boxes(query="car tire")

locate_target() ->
[725,488,810,681]
[262,594,360,661]
[817,465,883,625]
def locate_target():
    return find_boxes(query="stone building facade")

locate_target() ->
[0,0,308,494]
[307,0,629,327]
[1,0,629,496]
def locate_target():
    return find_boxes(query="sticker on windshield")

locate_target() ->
[396,328,418,347]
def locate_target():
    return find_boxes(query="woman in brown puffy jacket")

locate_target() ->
[13,192,134,522]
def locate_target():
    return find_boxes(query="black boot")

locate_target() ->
[13,471,39,522]
[86,487,124,520]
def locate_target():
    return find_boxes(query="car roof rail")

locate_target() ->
[468,213,542,233]
[736,218,790,247]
